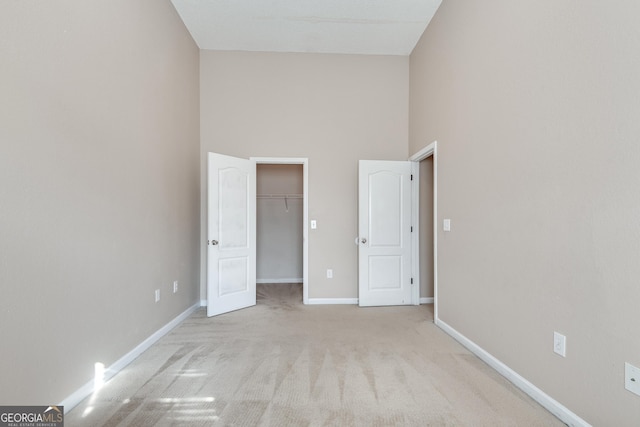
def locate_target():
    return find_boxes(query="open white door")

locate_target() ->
[207,153,256,317]
[358,160,413,307]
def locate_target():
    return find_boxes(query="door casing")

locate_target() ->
[251,157,309,304]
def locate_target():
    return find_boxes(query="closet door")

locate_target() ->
[207,152,256,317]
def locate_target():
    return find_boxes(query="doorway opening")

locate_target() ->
[410,141,438,320]
[418,157,435,318]
[256,164,304,304]
[252,157,309,304]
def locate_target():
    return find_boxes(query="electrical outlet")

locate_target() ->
[155,289,160,303]
[173,280,179,293]
[625,363,640,397]
[553,332,566,357]
[327,269,333,279]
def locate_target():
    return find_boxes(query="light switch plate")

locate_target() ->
[311,220,317,229]
[443,219,451,232]
[625,362,640,397]
[553,332,566,357]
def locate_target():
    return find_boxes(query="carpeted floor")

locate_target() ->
[66,284,564,426]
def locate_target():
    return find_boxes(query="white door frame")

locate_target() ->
[409,141,438,320]
[251,157,309,304]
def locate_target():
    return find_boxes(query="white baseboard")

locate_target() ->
[307,298,358,305]
[200,299,207,307]
[435,318,590,427]
[257,278,303,284]
[420,297,434,304]
[60,302,201,414]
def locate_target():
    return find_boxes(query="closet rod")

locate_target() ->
[256,194,303,199]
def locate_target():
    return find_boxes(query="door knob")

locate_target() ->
[209,240,219,246]
[361,238,367,244]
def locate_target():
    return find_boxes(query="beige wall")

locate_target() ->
[200,51,409,299]
[410,1,640,425]
[0,0,200,405]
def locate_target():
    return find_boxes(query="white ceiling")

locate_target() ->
[170,0,442,56]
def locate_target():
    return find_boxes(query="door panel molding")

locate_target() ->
[207,152,256,317]
[358,160,413,307]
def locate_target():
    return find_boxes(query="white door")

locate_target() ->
[207,153,256,317]
[358,160,413,307]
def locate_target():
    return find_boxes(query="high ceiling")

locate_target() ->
[170,0,442,56]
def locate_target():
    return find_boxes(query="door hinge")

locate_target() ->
[411,278,414,285]
[411,226,413,232]
[410,174,413,181]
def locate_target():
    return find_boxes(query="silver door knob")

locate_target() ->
[361,238,367,244]
[209,240,219,246]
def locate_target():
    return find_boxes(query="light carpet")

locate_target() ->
[66,284,564,426]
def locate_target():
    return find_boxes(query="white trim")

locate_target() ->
[307,298,358,305]
[419,297,434,304]
[60,302,201,413]
[252,157,309,304]
[257,278,303,284]
[409,141,436,162]
[409,140,438,320]
[411,161,420,306]
[436,318,591,427]
[200,299,207,307]
[433,142,438,320]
